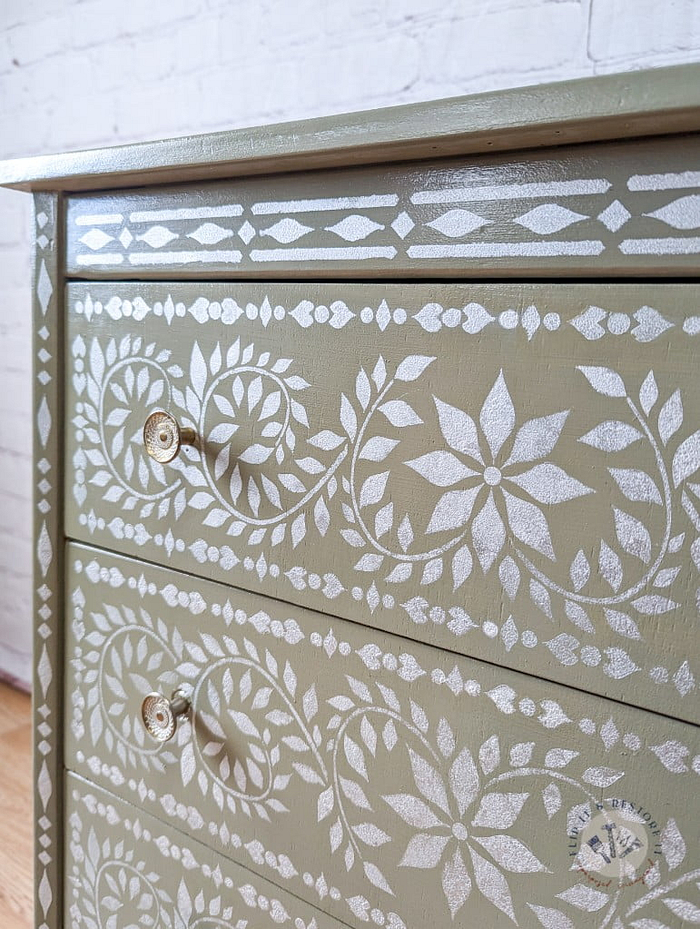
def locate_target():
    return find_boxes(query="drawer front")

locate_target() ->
[65,282,700,723]
[65,134,700,279]
[66,772,344,929]
[66,544,700,929]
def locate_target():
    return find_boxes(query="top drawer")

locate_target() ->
[65,133,700,279]
[65,281,699,725]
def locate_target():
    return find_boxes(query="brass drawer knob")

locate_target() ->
[141,688,190,742]
[143,410,196,463]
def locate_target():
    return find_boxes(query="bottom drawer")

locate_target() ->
[66,543,700,929]
[66,772,343,929]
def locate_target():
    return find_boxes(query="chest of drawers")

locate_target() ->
[2,64,700,929]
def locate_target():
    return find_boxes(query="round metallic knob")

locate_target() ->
[143,410,196,464]
[141,688,190,742]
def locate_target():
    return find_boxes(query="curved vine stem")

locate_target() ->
[94,861,162,929]
[331,705,439,867]
[485,766,599,804]
[192,656,327,803]
[196,364,347,528]
[625,867,700,916]
[514,395,673,606]
[349,375,470,563]
[98,357,181,502]
[485,768,631,929]
[97,624,176,758]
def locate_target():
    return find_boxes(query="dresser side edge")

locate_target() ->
[32,191,65,929]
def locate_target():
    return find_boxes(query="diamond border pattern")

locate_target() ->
[66,138,700,275]
[33,192,63,929]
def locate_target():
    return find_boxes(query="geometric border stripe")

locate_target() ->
[33,192,63,929]
[65,135,700,278]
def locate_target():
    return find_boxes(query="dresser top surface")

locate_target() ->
[2,63,700,193]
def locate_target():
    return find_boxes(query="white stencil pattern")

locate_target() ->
[72,291,700,342]
[69,165,700,269]
[68,555,700,928]
[70,325,700,706]
[68,784,326,929]
[34,196,60,929]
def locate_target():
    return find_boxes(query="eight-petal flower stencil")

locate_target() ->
[406,371,594,572]
[383,739,548,920]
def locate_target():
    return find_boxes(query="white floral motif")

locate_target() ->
[74,333,344,550]
[69,556,700,929]
[406,371,593,572]
[383,738,548,920]
[68,790,316,929]
[71,325,700,703]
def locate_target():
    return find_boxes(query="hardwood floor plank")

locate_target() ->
[0,681,32,929]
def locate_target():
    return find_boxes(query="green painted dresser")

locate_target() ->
[2,65,700,929]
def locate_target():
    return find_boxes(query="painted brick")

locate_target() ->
[322,1,385,36]
[122,0,207,38]
[384,0,458,26]
[113,73,204,141]
[0,31,14,75]
[172,15,222,77]
[422,1,588,87]
[70,0,128,50]
[46,90,119,149]
[0,0,68,29]
[6,14,67,65]
[25,51,100,108]
[589,0,700,62]
[0,492,32,537]
[0,191,26,244]
[1,0,700,692]
[217,5,284,68]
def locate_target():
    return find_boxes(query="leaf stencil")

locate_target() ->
[580,420,644,452]
[614,508,652,563]
[469,847,516,921]
[480,371,515,458]
[427,488,480,534]
[395,355,436,382]
[639,370,659,414]
[507,463,593,504]
[405,450,478,487]
[378,400,422,427]
[359,436,399,462]
[471,792,529,830]
[473,834,548,873]
[528,904,575,929]
[359,471,390,509]
[609,468,662,505]
[505,411,569,465]
[658,389,683,445]
[442,849,472,917]
[578,365,627,397]
[434,396,484,462]
[672,430,700,487]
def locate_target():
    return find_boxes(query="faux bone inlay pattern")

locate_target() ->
[66,136,700,276]
[65,545,700,929]
[33,193,62,929]
[65,282,700,725]
[66,774,344,929]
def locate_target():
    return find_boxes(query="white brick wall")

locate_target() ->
[1,0,700,687]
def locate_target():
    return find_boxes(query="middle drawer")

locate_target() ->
[65,282,700,723]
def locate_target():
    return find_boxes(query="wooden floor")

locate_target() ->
[0,681,33,929]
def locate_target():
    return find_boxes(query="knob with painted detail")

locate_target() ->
[143,410,196,464]
[141,689,191,742]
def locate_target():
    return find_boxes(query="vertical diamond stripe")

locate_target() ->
[33,192,62,929]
